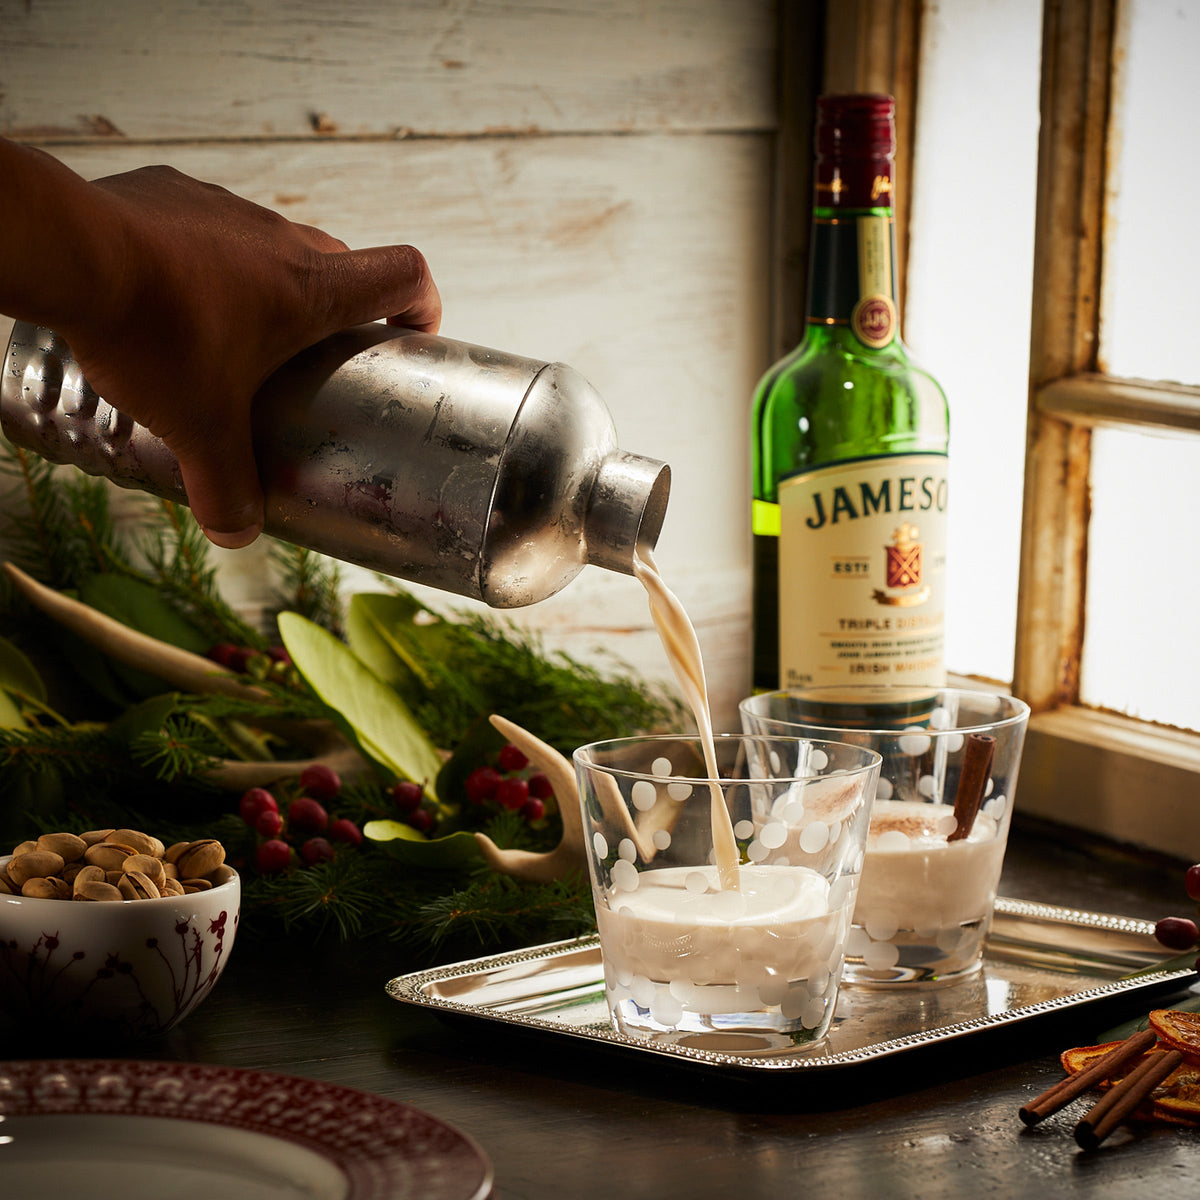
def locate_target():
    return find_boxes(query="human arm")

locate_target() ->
[0,137,441,547]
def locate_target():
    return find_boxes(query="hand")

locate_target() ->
[0,142,441,548]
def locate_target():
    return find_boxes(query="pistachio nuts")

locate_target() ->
[0,829,232,902]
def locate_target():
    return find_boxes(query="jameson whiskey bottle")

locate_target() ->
[751,94,949,692]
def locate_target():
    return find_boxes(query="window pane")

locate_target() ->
[1081,425,1200,731]
[1102,1,1200,385]
[907,0,1042,682]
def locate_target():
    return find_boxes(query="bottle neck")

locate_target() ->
[804,204,900,351]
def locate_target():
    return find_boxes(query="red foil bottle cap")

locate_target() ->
[814,94,895,209]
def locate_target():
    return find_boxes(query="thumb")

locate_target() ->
[172,415,265,549]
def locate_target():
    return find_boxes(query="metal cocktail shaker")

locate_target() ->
[1,322,670,607]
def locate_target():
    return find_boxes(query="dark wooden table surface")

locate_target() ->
[4,815,1199,1199]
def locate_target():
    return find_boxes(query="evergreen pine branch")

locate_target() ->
[0,722,132,783]
[0,448,122,589]
[407,609,684,755]
[270,543,345,636]
[134,500,264,647]
[412,872,596,956]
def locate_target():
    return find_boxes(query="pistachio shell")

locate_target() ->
[162,862,179,879]
[71,864,106,898]
[111,829,164,859]
[118,870,161,901]
[80,828,116,846]
[0,871,18,895]
[84,842,138,871]
[164,841,191,865]
[60,862,84,884]
[180,878,213,892]
[11,840,38,856]
[207,864,236,887]
[22,876,72,900]
[123,853,166,887]
[74,879,124,902]
[36,831,87,862]
[175,839,225,879]
[8,850,66,885]
[160,877,186,897]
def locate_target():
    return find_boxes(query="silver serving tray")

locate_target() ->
[386,897,1197,1076]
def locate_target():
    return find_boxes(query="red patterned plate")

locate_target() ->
[0,1059,492,1199]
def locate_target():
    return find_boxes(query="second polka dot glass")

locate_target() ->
[740,687,1030,988]
[573,734,880,1054]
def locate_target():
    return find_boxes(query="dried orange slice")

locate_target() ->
[1061,1041,1128,1076]
[1149,1009,1200,1062]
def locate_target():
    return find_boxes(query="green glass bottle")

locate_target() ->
[751,94,949,692]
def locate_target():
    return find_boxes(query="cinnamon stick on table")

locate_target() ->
[1018,1028,1158,1126]
[1074,1047,1184,1150]
[948,733,995,842]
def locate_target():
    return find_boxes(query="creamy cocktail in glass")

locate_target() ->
[739,687,1029,986]
[574,733,880,1051]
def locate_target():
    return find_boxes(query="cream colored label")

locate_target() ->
[778,454,947,689]
[853,215,895,348]
[857,215,893,298]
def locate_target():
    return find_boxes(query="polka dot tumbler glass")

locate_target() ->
[739,687,1030,987]
[573,734,880,1053]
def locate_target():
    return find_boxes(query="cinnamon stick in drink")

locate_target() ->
[948,733,995,842]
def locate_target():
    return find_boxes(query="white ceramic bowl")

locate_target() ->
[0,855,239,1037]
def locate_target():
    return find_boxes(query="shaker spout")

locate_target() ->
[584,452,671,576]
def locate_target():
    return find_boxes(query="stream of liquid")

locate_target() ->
[632,547,740,889]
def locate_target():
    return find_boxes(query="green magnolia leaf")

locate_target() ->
[278,611,443,797]
[0,635,47,704]
[364,818,484,871]
[0,691,24,730]
[81,573,211,654]
[0,635,46,729]
[79,573,212,698]
[106,693,179,744]
[345,592,433,697]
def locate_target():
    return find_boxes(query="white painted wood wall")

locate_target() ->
[0,0,780,730]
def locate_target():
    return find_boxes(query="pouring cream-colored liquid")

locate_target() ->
[632,548,740,888]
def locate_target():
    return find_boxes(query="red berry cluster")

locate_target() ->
[464,743,553,823]
[391,779,436,834]
[240,763,363,875]
[208,641,294,682]
[1154,864,1200,961]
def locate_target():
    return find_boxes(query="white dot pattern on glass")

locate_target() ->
[799,821,829,854]
[733,819,755,840]
[618,838,637,862]
[592,832,608,859]
[810,749,828,771]
[651,757,673,776]
[897,729,931,756]
[652,829,672,850]
[631,779,657,811]
[760,822,788,850]
[611,858,639,892]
